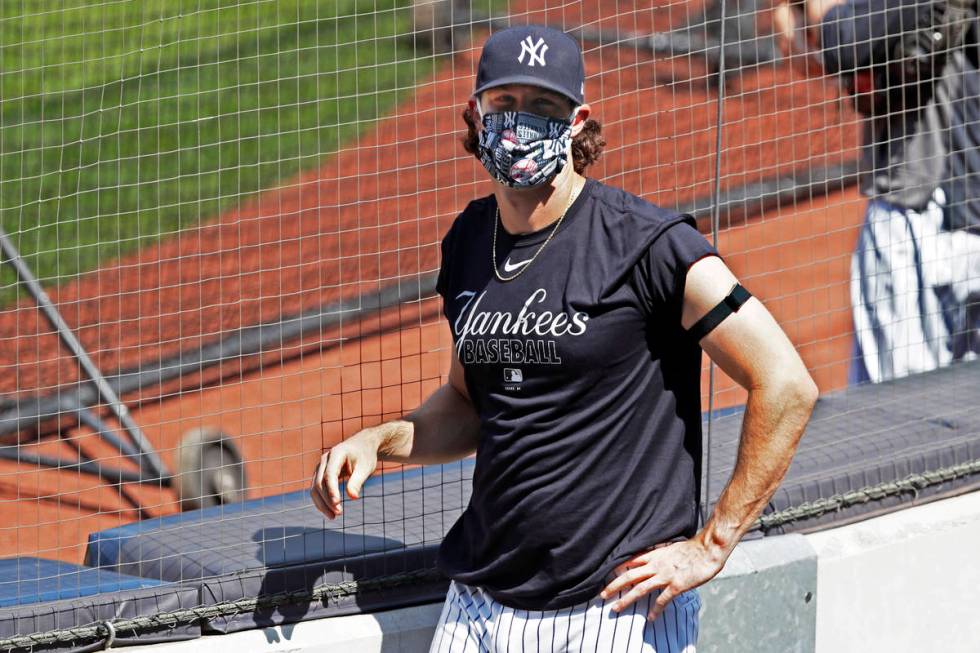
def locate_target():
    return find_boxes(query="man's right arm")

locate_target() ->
[310,353,480,519]
[379,354,480,464]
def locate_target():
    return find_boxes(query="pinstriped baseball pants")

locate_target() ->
[428,579,700,653]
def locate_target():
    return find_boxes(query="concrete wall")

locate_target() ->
[698,534,816,652]
[131,490,980,652]
[809,490,980,652]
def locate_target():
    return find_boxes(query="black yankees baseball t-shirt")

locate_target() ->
[435,177,718,611]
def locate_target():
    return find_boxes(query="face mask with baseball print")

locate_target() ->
[476,110,574,188]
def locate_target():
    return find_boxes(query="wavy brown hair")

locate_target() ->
[461,105,606,174]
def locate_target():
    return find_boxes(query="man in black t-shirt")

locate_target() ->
[312,25,817,651]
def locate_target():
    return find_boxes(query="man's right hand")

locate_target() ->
[309,356,480,519]
[310,429,382,519]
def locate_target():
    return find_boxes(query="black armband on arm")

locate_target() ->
[688,283,752,342]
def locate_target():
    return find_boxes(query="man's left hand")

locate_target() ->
[599,538,728,621]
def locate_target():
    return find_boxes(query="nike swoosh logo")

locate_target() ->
[502,258,532,273]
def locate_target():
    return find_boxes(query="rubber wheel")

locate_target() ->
[176,427,247,511]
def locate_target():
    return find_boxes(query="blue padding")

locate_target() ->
[81,460,476,632]
[86,488,311,568]
[85,459,475,572]
[0,557,164,607]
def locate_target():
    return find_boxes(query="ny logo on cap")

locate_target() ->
[517,36,548,67]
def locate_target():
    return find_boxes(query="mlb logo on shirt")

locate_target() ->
[503,368,523,383]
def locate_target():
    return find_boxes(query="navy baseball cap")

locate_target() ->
[474,25,585,105]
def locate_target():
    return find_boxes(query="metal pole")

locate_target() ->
[0,446,151,485]
[0,226,168,479]
[704,0,731,526]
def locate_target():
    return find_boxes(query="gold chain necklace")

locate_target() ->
[492,183,582,282]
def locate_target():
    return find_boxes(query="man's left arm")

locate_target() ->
[601,255,818,620]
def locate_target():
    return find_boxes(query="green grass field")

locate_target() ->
[0,0,490,306]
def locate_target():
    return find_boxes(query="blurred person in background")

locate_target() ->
[313,24,817,652]
[775,0,980,382]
